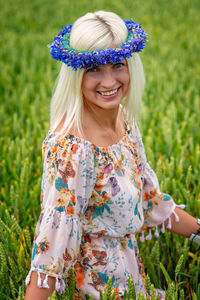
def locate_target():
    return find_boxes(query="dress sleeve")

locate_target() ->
[133,122,185,242]
[25,134,97,293]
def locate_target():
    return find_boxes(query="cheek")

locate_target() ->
[82,76,96,94]
[120,67,130,83]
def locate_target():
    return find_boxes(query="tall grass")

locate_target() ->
[0,0,200,299]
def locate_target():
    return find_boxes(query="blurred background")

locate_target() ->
[0,0,200,298]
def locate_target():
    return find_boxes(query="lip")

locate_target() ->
[97,87,121,99]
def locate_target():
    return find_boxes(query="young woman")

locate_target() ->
[25,10,200,300]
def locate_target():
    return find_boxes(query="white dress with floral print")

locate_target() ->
[26,122,183,299]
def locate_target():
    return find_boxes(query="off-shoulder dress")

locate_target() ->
[26,122,183,299]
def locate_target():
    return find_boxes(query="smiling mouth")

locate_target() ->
[98,87,120,96]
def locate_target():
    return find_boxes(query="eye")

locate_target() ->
[86,67,98,73]
[114,62,124,68]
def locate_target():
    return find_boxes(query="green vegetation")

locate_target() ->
[0,0,199,299]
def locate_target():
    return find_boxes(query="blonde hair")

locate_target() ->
[50,11,145,134]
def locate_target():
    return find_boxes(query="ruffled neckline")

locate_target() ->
[47,122,132,151]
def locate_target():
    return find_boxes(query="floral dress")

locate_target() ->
[26,122,183,299]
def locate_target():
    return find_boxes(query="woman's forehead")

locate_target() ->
[85,60,128,70]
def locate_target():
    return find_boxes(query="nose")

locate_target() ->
[99,68,117,89]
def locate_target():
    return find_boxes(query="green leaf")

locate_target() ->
[176,272,192,278]
[160,262,172,286]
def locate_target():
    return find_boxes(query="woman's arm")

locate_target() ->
[25,272,56,300]
[167,207,199,238]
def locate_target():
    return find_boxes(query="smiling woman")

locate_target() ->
[80,61,130,146]
[82,61,130,115]
[49,11,146,137]
[25,10,200,300]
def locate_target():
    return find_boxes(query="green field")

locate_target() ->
[0,0,200,299]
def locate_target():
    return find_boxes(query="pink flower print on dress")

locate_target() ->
[104,164,113,174]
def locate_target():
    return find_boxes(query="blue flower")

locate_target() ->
[49,19,148,70]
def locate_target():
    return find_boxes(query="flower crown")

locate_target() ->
[49,19,148,70]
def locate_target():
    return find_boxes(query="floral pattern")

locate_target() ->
[26,122,177,299]
[49,20,148,70]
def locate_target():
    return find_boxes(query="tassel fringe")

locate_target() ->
[55,277,60,291]
[140,231,145,243]
[43,274,49,288]
[146,229,152,240]
[55,277,66,294]
[167,216,172,229]
[154,225,159,237]
[172,210,179,222]
[140,204,185,242]
[37,272,42,288]
[25,269,63,291]
[161,222,165,233]
[176,204,185,209]
[25,269,32,285]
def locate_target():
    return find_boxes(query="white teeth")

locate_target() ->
[99,88,118,96]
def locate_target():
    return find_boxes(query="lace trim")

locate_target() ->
[140,204,185,242]
[25,268,66,294]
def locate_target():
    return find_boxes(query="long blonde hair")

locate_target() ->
[50,11,145,134]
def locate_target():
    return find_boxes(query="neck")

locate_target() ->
[83,103,122,130]
[81,103,125,147]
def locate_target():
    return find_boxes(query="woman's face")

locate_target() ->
[81,60,130,110]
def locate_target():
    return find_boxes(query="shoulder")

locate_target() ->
[125,118,141,141]
[125,120,147,165]
[42,130,96,168]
